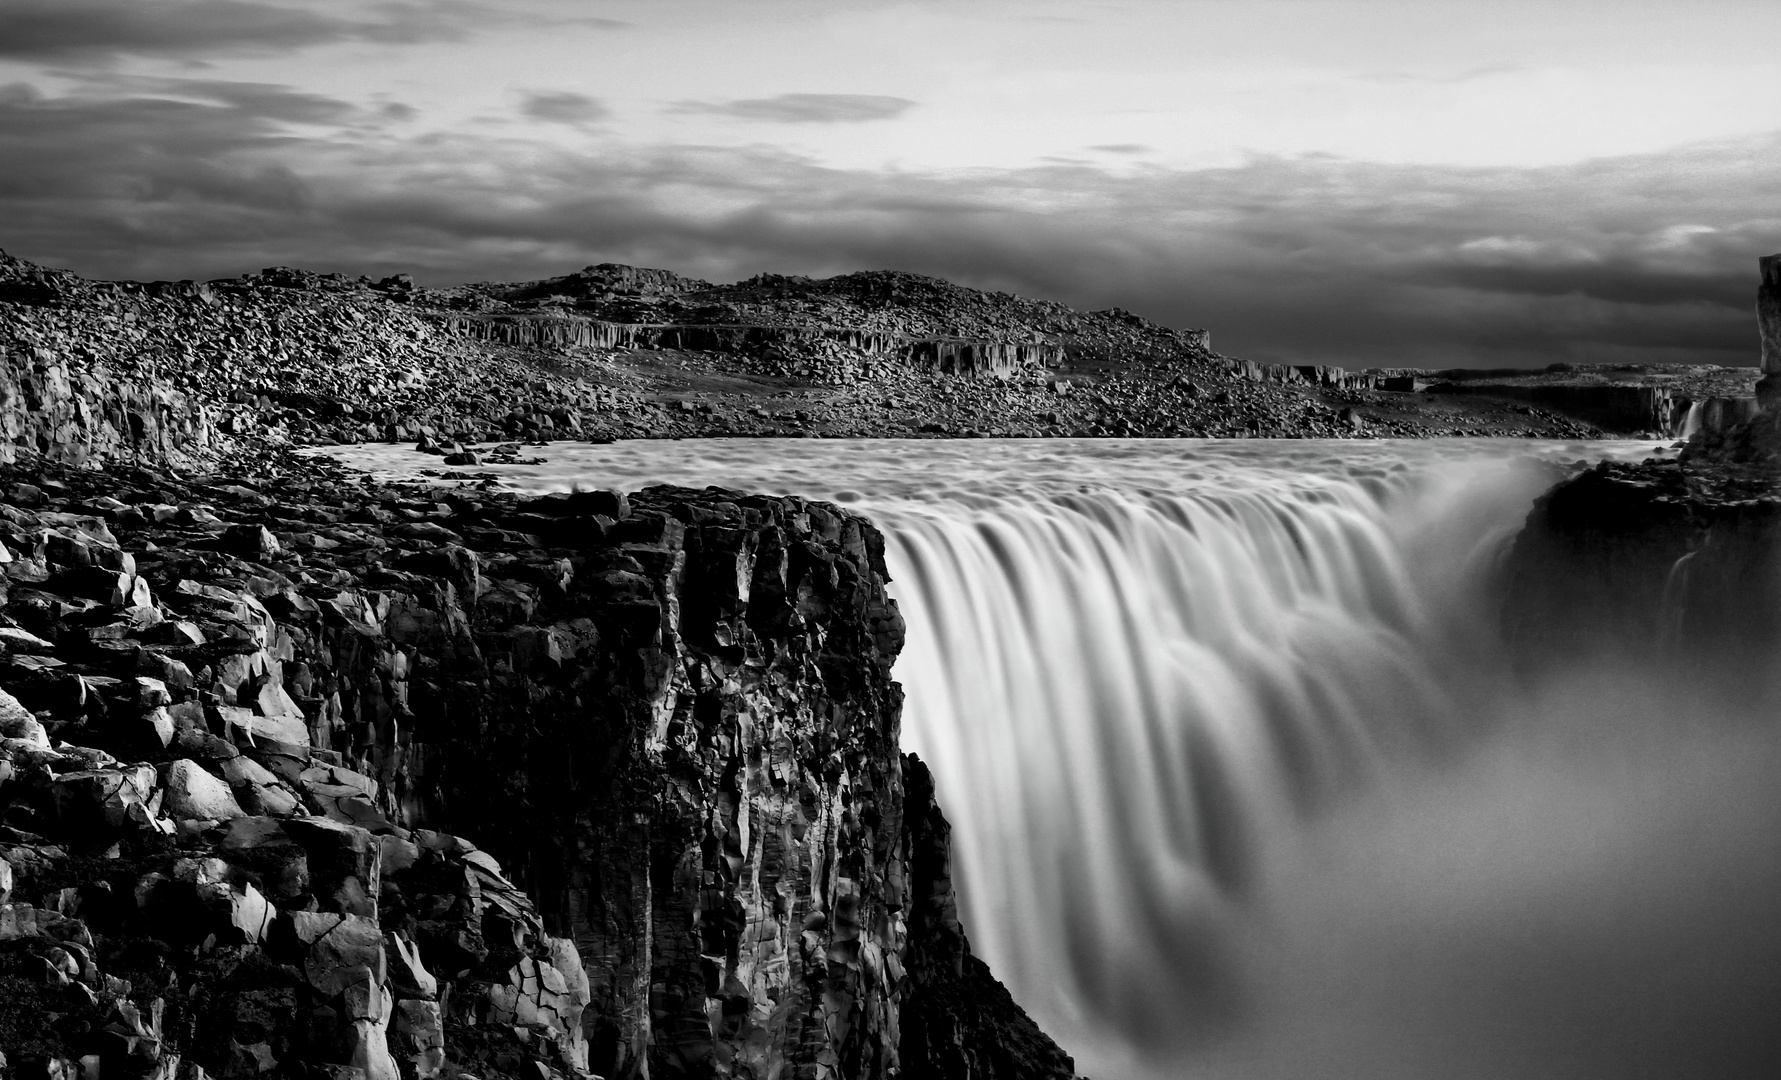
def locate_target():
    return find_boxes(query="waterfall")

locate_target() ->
[873,453,1545,1040]
[863,448,1781,1080]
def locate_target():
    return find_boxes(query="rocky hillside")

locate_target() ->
[0,455,1075,1080]
[2,250,1659,472]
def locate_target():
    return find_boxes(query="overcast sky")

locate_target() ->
[4,0,1780,368]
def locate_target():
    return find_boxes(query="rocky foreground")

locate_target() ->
[0,452,1072,1080]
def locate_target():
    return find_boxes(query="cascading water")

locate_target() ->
[321,437,1781,1080]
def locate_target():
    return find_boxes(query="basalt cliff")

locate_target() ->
[0,248,1088,1080]
[0,455,1075,1080]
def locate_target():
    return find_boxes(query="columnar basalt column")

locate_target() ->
[1757,254,1781,404]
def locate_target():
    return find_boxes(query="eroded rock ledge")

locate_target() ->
[1503,410,1781,690]
[0,460,1073,1080]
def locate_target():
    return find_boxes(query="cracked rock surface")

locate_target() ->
[0,457,1073,1080]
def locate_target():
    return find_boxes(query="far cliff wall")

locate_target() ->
[1502,459,1781,706]
[0,342,215,468]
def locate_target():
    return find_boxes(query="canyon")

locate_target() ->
[3,248,1779,1080]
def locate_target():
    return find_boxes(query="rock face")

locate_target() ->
[0,460,1074,1080]
[1755,253,1781,410]
[442,317,1066,382]
[897,757,1075,1080]
[1503,256,1781,692]
[1502,458,1781,690]
[0,341,213,468]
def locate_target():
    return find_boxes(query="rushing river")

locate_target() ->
[318,438,1781,1080]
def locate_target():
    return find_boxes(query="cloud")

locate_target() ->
[519,90,608,127]
[1356,63,1525,86]
[4,77,1780,370]
[0,0,566,64]
[65,73,366,125]
[1089,144,1151,155]
[673,93,916,124]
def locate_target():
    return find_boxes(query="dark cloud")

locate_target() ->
[520,90,608,127]
[674,93,917,124]
[4,77,1779,369]
[0,0,596,64]
[66,74,364,125]
[1089,144,1151,155]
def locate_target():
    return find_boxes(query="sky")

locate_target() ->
[4,0,1781,368]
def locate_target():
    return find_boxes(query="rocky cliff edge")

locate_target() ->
[0,456,1074,1080]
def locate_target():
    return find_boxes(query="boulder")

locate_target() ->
[46,764,158,833]
[295,913,387,998]
[162,759,246,821]
[284,816,381,919]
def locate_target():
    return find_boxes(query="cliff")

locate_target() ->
[1502,457,1781,690]
[0,458,1074,1080]
[1503,256,1781,685]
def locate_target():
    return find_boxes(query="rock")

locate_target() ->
[0,453,1063,1080]
[136,676,173,707]
[0,687,48,746]
[284,817,381,919]
[217,706,311,758]
[228,881,276,943]
[390,999,446,1079]
[221,755,305,818]
[385,931,437,1000]
[142,706,176,749]
[0,626,55,655]
[162,759,247,821]
[46,764,159,834]
[1758,253,1781,399]
[342,969,400,1080]
[293,912,387,998]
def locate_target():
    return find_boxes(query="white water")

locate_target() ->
[316,438,1781,1080]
